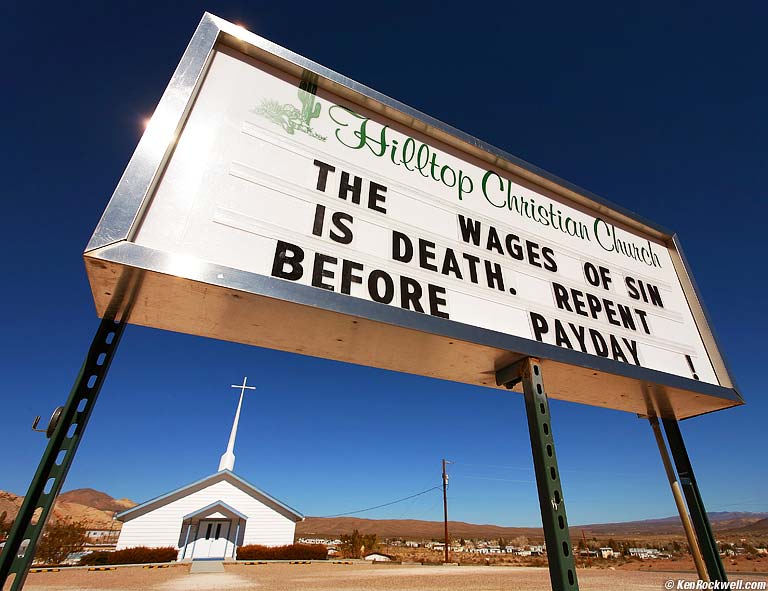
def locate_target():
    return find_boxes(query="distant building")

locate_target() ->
[628,547,661,559]
[297,537,341,546]
[364,552,394,562]
[114,378,304,561]
[85,529,120,547]
[599,547,618,559]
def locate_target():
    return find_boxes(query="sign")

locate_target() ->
[84,14,742,419]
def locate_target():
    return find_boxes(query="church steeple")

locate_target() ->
[218,377,255,472]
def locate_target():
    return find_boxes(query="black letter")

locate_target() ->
[462,253,480,284]
[368,270,394,304]
[313,159,335,192]
[589,329,609,357]
[647,283,664,308]
[505,234,523,260]
[428,284,450,319]
[552,282,572,312]
[341,259,363,295]
[339,171,362,204]
[311,253,337,290]
[625,277,640,300]
[392,231,414,263]
[400,276,425,313]
[458,215,482,246]
[272,241,304,281]
[530,312,549,342]
[598,266,612,290]
[584,262,601,287]
[312,204,325,237]
[368,181,388,214]
[330,211,353,244]
[542,247,558,272]
[526,240,542,268]
[635,309,651,334]
[419,239,438,272]
[485,260,505,291]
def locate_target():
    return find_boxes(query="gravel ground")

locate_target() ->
[20,562,768,591]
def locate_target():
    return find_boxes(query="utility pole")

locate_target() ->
[442,459,451,563]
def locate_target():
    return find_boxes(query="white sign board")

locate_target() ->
[84,15,741,418]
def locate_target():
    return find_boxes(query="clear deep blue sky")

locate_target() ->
[1,1,766,528]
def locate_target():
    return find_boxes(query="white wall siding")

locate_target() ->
[116,479,296,553]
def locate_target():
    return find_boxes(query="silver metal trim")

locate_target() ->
[85,15,220,251]
[83,12,742,412]
[670,234,741,395]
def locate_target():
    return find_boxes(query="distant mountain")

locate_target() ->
[297,516,540,540]
[731,517,768,533]
[577,512,768,536]
[58,488,135,514]
[0,489,135,529]
[297,512,768,540]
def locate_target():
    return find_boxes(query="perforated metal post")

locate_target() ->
[497,358,579,591]
[0,317,127,591]
[662,418,727,582]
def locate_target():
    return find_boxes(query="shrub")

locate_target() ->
[79,546,177,565]
[36,518,88,565]
[237,544,327,560]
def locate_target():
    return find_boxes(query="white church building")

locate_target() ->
[115,378,304,560]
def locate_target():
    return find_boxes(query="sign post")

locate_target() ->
[648,416,708,581]
[0,317,127,591]
[662,418,728,582]
[498,358,578,591]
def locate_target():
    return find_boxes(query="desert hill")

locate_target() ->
[0,489,136,529]
[577,512,768,536]
[732,517,768,533]
[58,488,135,514]
[297,512,768,540]
[297,516,540,540]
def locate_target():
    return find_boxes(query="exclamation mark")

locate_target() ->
[685,355,700,380]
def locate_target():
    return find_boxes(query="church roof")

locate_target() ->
[116,470,304,523]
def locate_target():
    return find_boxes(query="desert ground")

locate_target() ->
[20,562,768,591]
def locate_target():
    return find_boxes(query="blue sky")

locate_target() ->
[1,1,766,528]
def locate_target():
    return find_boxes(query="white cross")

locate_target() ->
[231,376,256,397]
[218,377,256,472]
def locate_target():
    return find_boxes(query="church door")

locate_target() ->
[192,520,231,559]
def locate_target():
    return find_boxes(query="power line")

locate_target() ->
[320,486,442,518]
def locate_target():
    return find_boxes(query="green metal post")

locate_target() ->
[0,317,127,591]
[497,358,579,591]
[661,418,727,582]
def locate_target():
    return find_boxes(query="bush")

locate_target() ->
[36,518,88,565]
[237,544,327,560]
[79,546,177,565]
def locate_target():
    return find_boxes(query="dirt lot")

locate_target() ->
[20,562,768,591]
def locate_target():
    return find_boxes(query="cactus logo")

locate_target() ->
[252,79,326,141]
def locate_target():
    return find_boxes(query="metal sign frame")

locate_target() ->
[83,13,741,421]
